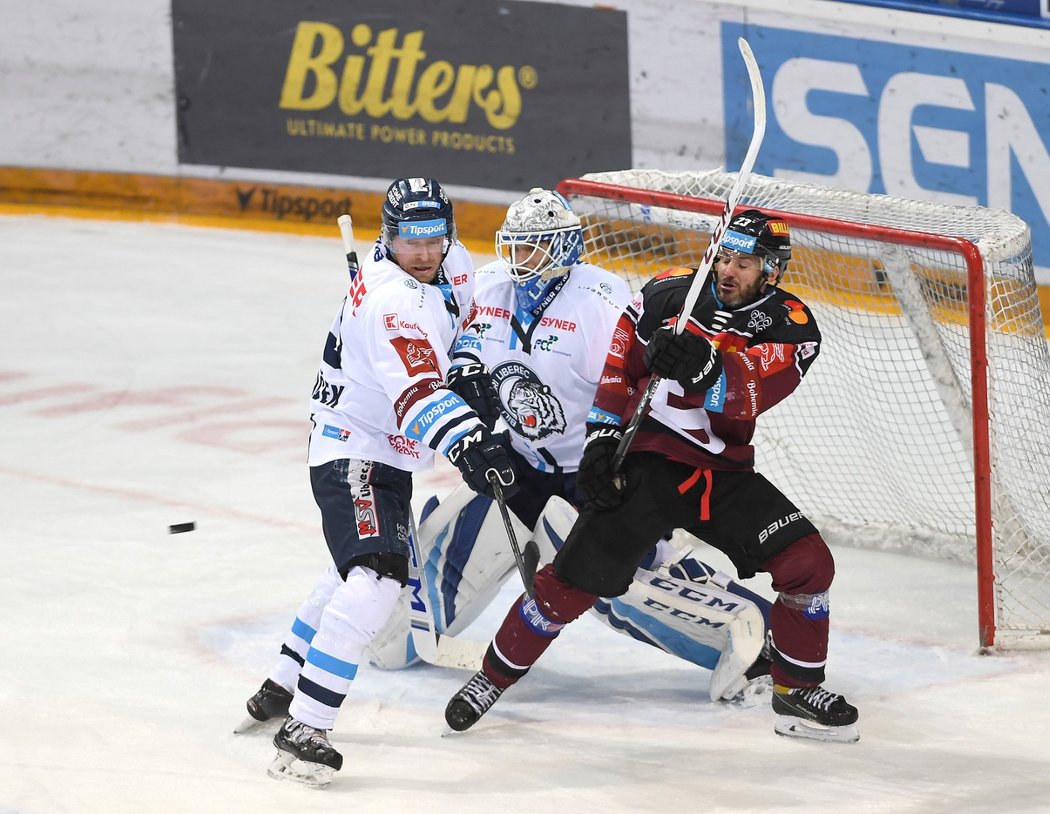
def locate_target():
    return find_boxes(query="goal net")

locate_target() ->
[557,169,1050,650]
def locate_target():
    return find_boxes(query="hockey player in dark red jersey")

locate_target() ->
[444,208,860,744]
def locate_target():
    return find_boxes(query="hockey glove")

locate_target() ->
[446,362,501,430]
[643,325,723,393]
[577,424,626,511]
[447,425,519,500]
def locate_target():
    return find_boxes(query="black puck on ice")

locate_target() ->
[169,522,196,534]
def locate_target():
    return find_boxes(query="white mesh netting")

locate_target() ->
[562,169,1050,648]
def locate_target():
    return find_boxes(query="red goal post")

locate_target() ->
[557,169,1050,650]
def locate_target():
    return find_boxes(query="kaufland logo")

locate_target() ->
[399,219,447,238]
[721,230,756,253]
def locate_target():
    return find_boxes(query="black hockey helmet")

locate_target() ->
[381,177,457,246]
[720,208,791,283]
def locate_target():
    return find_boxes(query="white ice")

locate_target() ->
[2,214,1049,813]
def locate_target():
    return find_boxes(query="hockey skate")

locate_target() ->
[772,685,859,743]
[267,716,343,789]
[234,678,293,734]
[444,670,504,732]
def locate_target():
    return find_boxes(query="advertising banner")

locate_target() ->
[721,21,1050,270]
[171,0,631,191]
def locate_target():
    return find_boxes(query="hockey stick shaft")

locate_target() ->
[488,474,540,598]
[337,213,360,280]
[612,37,766,473]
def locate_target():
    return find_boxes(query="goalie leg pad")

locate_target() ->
[366,488,529,669]
[592,564,767,700]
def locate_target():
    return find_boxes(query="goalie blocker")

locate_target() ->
[366,484,772,701]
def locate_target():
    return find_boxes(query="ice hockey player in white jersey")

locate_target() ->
[366,188,774,701]
[237,178,518,789]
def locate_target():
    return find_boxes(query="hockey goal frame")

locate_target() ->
[556,176,1001,646]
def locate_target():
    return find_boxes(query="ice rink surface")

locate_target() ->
[2,214,1049,813]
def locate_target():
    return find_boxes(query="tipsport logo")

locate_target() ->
[721,230,757,254]
[399,219,447,238]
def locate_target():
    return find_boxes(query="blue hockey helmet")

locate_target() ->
[381,177,457,248]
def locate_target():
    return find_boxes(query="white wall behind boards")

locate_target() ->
[0,0,1047,281]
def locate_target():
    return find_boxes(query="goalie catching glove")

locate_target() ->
[577,424,625,510]
[446,362,501,430]
[643,325,723,393]
[447,425,518,500]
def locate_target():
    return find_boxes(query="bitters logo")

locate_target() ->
[279,23,531,130]
[173,0,631,190]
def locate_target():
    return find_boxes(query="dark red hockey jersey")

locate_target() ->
[588,267,821,471]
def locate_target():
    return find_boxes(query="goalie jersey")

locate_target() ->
[451,260,631,474]
[308,238,479,470]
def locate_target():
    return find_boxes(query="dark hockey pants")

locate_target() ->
[483,453,835,689]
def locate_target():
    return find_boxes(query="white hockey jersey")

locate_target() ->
[308,238,481,471]
[451,261,630,473]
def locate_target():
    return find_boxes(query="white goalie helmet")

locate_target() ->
[496,188,584,283]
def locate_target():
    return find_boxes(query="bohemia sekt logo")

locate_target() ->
[277,21,535,147]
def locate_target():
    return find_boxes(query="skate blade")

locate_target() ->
[774,714,859,744]
[267,751,335,789]
[234,714,275,734]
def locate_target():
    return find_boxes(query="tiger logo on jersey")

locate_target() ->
[491,361,567,441]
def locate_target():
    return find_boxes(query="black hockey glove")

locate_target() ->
[643,325,723,393]
[576,424,626,511]
[447,425,519,500]
[446,362,501,430]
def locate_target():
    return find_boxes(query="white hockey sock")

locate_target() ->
[270,565,343,691]
[289,566,401,730]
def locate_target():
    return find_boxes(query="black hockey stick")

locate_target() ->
[488,473,540,598]
[612,37,767,474]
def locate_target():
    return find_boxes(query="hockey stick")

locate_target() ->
[488,473,540,598]
[337,213,359,281]
[612,37,767,473]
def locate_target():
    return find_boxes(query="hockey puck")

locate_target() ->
[169,522,196,534]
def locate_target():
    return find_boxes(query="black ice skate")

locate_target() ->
[267,716,344,789]
[772,685,859,743]
[445,670,505,732]
[234,678,293,734]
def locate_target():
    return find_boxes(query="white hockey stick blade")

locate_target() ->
[774,715,860,744]
[430,634,487,670]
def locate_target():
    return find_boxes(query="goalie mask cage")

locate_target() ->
[557,169,1050,650]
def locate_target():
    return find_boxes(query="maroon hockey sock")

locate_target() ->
[483,564,598,689]
[764,533,834,688]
